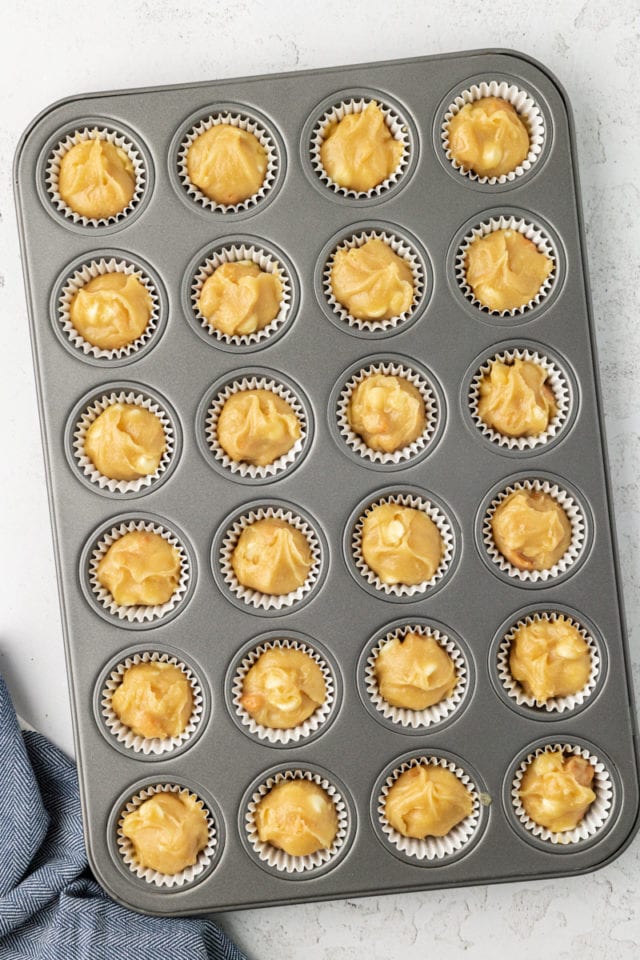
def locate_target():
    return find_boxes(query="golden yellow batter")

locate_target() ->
[84,403,165,481]
[58,138,136,219]
[384,765,473,839]
[231,518,312,595]
[320,101,403,192]
[509,616,591,702]
[374,632,457,711]
[69,273,153,350]
[241,648,326,729]
[217,390,300,466]
[519,751,596,832]
[348,373,425,453]
[447,97,530,178]
[330,238,414,320]
[465,229,553,312]
[121,791,209,874]
[111,661,193,739]
[97,530,181,606]
[478,358,557,438]
[491,490,572,571]
[186,124,268,205]
[198,261,282,337]
[255,779,338,856]
[362,504,443,586]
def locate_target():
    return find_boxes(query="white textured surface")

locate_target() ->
[1,0,639,955]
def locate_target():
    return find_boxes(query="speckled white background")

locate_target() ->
[1,1,639,955]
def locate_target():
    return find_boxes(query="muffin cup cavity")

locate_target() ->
[189,241,294,348]
[45,125,147,228]
[323,227,425,334]
[244,768,349,874]
[116,783,217,887]
[469,346,571,451]
[350,491,455,598]
[441,80,545,185]
[204,373,308,481]
[482,477,586,584]
[72,387,175,495]
[497,611,600,714]
[364,623,468,730]
[217,504,323,612]
[177,110,279,214]
[511,743,614,846]
[101,651,204,756]
[57,256,161,361]
[456,215,557,317]
[336,357,438,465]
[87,518,191,624]
[231,637,335,745]
[310,95,411,200]
[376,756,481,861]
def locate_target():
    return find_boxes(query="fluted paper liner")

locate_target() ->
[497,611,599,713]
[323,229,424,333]
[190,242,292,347]
[116,783,216,886]
[245,769,348,873]
[88,519,190,623]
[337,359,437,463]
[378,756,480,860]
[46,126,146,227]
[511,743,613,845]
[206,374,307,479]
[469,347,570,450]
[232,638,335,744]
[442,80,545,184]
[352,493,454,597]
[219,506,322,611]
[365,624,467,729]
[73,389,174,494]
[483,478,586,583]
[311,97,410,199]
[102,651,203,755]
[456,215,556,316]
[58,256,160,361]
[178,111,278,213]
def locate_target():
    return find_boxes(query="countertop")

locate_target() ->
[1,0,639,955]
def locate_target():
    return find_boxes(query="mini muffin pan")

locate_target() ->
[14,49,639,915]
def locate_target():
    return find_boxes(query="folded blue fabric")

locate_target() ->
[0,675,246,960]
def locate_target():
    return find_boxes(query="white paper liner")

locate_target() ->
[336,360,437,463]
[365,624,467,729]
[456,216,556,316]
[323,229,424,333]
[206,375,307,479]
[219,506,322,611]
[88,519,190,623]
[101,651,203,755]
[310,97,410,199]
[497,612,599,712]
[46,126,146,227]
[512,743,613,845]
[483,478,585,583]
[177,111,278,213]
[378,756,480,860]
[245,769,348,873]
[352,493,454,597]
[116,783,216,886]
[469,347,570,450]
[58,257,160,360]
[73,390,174,494]
[232,638,334,744]
[441,80,545,184]
[190,243,292,347]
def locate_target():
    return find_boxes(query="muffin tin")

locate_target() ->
[14,49,639,914]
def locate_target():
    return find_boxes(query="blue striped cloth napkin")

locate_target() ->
[0,674,246,959]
